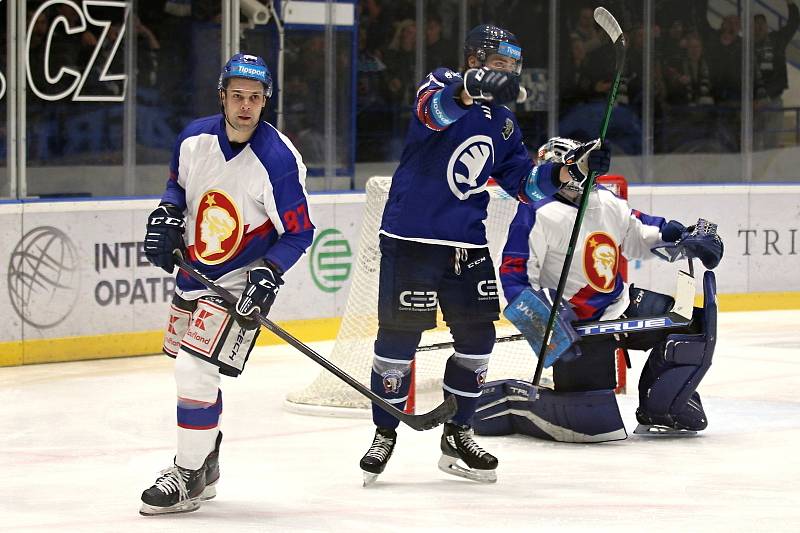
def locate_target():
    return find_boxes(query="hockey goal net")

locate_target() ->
[285,175,628,415]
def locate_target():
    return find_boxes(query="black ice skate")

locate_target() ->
[201,432,223,500]
[360,427,397,486]
[140,463,206,516]
[634,392,707,437]
[438,422,498,483]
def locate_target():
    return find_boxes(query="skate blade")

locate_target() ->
[200,482,217,501]
[634,423,698,437]
[437,455,497,484]
[139,499,201,516]
[362,471,379,487]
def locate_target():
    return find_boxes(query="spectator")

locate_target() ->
[559,37,594,113]
[424,13,456,72]
[384,19,417,101]
[569,6,604,55]
[753,1,800,149]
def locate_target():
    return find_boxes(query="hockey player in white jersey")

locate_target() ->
[358,26,611,485]
[474,137,723,442]
[139,53,314,515]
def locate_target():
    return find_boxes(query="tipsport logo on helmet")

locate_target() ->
[309,228,353,293]
[498,42,522,60]
[230,62,269,83]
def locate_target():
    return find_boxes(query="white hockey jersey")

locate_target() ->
[160,115,314,298]
[500,187,668,321]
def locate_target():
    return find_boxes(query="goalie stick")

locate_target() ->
[416,265,695,354]
[173,254,456,431]
[531,7,627,388]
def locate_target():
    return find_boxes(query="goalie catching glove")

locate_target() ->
[503,288,582,368]
[233,264,284,330]
[144,204,185,274]
[463,67,521,105]
[654,219,724,270]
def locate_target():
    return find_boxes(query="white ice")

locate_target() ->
[2,310,799,532]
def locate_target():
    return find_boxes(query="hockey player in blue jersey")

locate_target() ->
[358,26,611,485]
[474,137,723,443]
[140,53,314,515]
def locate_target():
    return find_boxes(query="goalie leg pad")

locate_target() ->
[370,328,420,429]
[473,379,533,436]
[638,272,717,431]
[473,380,626,443]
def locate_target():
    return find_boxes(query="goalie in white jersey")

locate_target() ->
[475,137,724,442]
[139,53,314,515]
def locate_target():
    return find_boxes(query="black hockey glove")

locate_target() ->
[233,264,284,330]
[463,67,521,105]
[564,139,611,188]
[144,204,185,274]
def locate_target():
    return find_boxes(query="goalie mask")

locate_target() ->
[463,24,523,75]
[536,137,587,197]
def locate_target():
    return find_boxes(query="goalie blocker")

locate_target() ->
[474,271,717,442]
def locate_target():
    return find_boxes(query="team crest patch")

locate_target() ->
[583,232,619,292]
[501,118,514,140]
[382,369,404,394]
[194,189,244,265]
[475,365,488,386]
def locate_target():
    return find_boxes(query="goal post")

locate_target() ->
[285,175,629,417]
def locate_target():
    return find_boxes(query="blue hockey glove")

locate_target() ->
[144,204,185,274]
[564,139,611,188]
[503,288,582,368]
[679,220,724,269]
[660,220,688,243]
[233,264,284,330]
[464,67,521,105]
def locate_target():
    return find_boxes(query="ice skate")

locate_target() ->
[438,422,498,483]
[200,432,223,500]
[359,427,397,486]
[634,393,706,437]
[140,463,206,516]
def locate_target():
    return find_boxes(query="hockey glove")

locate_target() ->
[660,220,688,243]
[463,67,521,105]
[144,204,185,274]
[564,139,611,188]
[679,219,724,269]
[233,264,284,330]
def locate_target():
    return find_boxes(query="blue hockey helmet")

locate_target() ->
[218,53,273,98]
[463,24,523,75]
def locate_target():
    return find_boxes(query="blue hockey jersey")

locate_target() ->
[380,68,561,248]
[160,115,314,296]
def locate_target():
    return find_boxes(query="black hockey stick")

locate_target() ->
[531,7,627,388]
[173,255,457,431]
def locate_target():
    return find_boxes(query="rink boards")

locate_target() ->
[1,183,798,365]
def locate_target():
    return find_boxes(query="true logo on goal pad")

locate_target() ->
[309,228,353,293]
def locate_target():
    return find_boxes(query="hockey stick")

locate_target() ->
[416,266,694,353]
[531,7,627,388]
[173,255,457,431]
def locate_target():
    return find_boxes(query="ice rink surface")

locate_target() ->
[2,310,799,532]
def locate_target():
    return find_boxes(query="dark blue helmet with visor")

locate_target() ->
[218,53,273,98]
[463,24,523,75]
